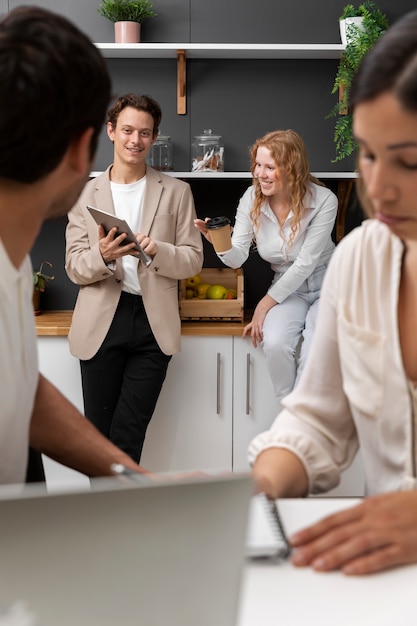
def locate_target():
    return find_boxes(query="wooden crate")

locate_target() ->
[179,268,244,321]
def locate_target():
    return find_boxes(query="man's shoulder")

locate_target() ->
[146,167,190,190]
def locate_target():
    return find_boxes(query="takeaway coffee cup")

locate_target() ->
[206,216,232,253]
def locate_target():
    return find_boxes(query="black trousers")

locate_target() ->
[80,291,171,463]
[25,447,46,483]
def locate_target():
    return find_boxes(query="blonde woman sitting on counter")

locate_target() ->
[195,129,338,413]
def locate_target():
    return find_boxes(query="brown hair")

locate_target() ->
[350,10,417,217]
[0,6,111,183]
[107,93,162,136]
[249,129,324,245]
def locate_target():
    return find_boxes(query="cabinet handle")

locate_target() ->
[246,353,251,415]
[216,352,221,414]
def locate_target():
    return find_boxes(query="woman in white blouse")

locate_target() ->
[195,129,338,411]
[250,10,417,576]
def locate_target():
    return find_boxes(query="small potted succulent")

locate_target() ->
[97,0,157,43]
[33,261,54,316]
[328,1,389,162]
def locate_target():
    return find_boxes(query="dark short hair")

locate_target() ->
[0,6,111,183]
[350,9,417,114]
[107,93,162,136]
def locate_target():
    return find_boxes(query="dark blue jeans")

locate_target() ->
[80,291,171,463]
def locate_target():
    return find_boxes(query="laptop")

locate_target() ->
[0,473,252,626]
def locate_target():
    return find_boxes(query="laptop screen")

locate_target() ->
[0,473,252,626]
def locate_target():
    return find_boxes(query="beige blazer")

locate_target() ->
[65,166,203,359]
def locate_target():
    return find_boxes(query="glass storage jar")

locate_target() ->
[147,133,174,171]
[191,129,224,172]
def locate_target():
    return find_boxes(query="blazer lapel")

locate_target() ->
[93,166,115,215]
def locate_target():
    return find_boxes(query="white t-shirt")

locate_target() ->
[110,177,146,295]
[0,240,38,484]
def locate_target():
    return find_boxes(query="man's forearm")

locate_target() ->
[29,374,146,477]
[252,447,309,499]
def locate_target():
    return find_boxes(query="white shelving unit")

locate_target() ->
[90,171,358,179]
[95,42,344,60]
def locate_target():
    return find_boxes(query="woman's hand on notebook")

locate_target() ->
[289,491,417,575]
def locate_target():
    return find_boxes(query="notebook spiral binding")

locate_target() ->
[262,494,292,559]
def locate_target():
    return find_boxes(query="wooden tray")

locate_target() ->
[179,268,244,321]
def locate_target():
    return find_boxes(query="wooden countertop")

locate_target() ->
[35,311,248,337]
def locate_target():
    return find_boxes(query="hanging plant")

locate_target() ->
[327,1,389,162]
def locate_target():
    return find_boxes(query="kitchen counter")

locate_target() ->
[35,310,249,337]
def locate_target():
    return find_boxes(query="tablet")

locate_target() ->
[87,205,152,267]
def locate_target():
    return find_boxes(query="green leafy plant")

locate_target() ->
[328,1,389,162]
[33,261,54,292]
[97,0,157,24]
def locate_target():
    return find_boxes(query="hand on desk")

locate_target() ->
[290,491,417,575]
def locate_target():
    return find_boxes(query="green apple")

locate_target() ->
[185,274,202,290]
[206,284,228,300]
[195,283,211,299]
[185,288,195,299]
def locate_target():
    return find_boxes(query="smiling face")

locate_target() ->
[107,106,156,172]
[253,145,288,201]
[354,91,417,242]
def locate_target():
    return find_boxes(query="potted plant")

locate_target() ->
[97,0,157,43]
[33,261,54,316]
[328,1,389,162]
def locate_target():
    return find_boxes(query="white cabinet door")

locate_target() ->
[141,336,233,472]
[232,338,278,471]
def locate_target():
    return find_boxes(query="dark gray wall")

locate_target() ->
[18,0,415,310]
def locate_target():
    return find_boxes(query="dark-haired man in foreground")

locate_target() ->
[0,6,145,484]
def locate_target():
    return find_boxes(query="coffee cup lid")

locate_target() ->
[207,216,231,229]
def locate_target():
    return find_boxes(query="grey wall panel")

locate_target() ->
[144,0,190,43]
[9,0,190,43]
[8,0,417,43]
[188,58,353,172]
[9,0,111,41]
[190,0,417,43]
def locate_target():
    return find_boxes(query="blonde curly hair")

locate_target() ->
[249,129,325,246]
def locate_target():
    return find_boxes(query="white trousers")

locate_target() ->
[261,263,328,413]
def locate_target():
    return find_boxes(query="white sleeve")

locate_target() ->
[216,187,255,269]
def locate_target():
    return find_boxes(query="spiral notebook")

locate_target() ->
[246,493,292,560]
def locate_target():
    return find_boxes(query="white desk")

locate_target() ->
[238,499,417,626]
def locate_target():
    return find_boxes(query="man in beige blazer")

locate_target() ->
[66,94,203,463]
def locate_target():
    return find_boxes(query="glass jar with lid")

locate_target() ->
[191,129,224,172]
[147,133,174,171]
